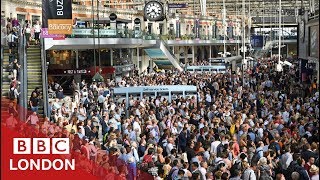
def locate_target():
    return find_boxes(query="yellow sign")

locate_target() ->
[48,19,73,35]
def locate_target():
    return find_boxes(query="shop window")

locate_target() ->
[32,15,40,25]
[17,14,25,24]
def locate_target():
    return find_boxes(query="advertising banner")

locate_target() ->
[42,0,73,34]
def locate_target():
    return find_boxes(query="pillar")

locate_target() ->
[137,47,140,74]
[209,45,212,59]
[184,46,188,64]
[110,48,113,66]
[74,50,81,83]
[192,46,195,63]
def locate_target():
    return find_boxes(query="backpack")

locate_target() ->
[216,142,225,158]
[9,89,15,100]
[269,142,278,155]
[230,160,242,178]
[83,98,89,106]
[166,166,179,180]
[251,149,263,166]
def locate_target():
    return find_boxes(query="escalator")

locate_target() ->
[144,40,183,71]
[26,46,44,116]
[1,47,17,120]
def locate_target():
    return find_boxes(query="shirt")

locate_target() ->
[27,114,39,125]
[242,168,256,180]
[34,24,41,33]
[210,141,221,154]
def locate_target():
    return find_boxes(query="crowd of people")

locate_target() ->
[4,50,320,180]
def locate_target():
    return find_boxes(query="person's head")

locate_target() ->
[172,159,180,167]
[291,172,300,180]
[221,172,229,180]
[310,165,319,175]
[191,162,199,171]
[275,173,286,180]
[178,169,184,177]
[309,157,315,165]
[147,147,154,155]
[192,172,201,180]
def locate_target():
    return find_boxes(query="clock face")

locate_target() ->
[144,1,163,21]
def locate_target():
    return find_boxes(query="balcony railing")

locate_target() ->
[63,27,246,41]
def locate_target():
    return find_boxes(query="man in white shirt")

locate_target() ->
[108,114,118,130]
[282,108,290,124]
[210,135,221,154]
[132,118,141,135]
[205,92,212,107]
[166,137,174,155]
[199,162,208,180]
[280,146,293,170]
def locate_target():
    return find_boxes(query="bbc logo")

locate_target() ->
[13,138,70,154]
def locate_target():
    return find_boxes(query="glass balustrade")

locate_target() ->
[63,27,246,41]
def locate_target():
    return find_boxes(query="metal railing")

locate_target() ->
[18,29,28,120]
[63,27,246,41]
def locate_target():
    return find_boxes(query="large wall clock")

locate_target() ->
[144,1,164,21]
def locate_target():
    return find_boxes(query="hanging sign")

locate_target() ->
[42,0,73,34]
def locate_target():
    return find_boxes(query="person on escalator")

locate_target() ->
[24,22,32,47]
[7,31,18,54]
[29,91,40,113]
[12,58,20,80]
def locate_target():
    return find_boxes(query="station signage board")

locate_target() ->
[72,29,117,36]
[63,69,90,75]
[168,3,188,8]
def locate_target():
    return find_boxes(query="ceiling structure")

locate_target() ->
[165,0,314,17]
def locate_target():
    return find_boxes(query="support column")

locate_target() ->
[137,47,140,74]
[177,46,180,63]
[110,48,113,66]
[184,47,188,64]
[192,46,195,63]
[209,45,212,59]
[74,50,81,83]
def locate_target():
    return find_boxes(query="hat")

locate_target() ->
[310,165,319,173]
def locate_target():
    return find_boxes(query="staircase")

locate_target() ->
[26,46,44,117]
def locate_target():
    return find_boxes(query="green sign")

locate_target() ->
[72,29,117,36]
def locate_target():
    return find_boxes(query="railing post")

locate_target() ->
[41,38,49,117]
[19,30,28,120]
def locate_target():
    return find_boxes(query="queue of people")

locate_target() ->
[4,55,319,180]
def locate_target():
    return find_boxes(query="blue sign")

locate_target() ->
[168,3,188,8]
